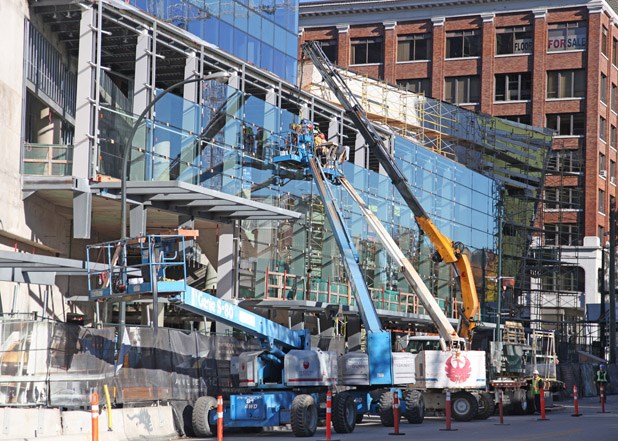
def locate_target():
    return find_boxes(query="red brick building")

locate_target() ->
[300,0,618,246]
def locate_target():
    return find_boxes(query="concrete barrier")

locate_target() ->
[0,407,62,439]
[0,405,177,441]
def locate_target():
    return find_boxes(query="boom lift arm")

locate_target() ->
[307,157,394,385]
[302,41,479,342]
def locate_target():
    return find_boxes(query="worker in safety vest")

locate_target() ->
[532,369,544,413]
[595,363,609,403]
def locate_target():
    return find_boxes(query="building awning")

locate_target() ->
[0,250,106,284]
[92,180,302,222]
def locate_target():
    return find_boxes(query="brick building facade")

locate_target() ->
[300,0,618,246]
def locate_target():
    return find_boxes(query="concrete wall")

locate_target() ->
[0,1,89,322]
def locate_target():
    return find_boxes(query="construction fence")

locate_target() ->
[0,319,261,408]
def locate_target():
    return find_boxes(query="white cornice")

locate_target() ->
[532,8,547,19]
[431,16,445,26]
[481,12,495,23]
[337,24,350,33]
[383,20,397,30]
[300,1,618,30]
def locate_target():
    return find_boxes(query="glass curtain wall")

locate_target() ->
[99,82,499,318]
[131,0,299,83]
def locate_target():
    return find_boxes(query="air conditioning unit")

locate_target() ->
[612,176,616,184]
[600,169,607,178]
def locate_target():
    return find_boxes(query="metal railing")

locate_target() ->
[23,143,73,176]
[263,268,462,320]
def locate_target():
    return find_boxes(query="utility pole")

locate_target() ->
[609,200,616,364]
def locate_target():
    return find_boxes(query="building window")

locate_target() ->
[397,78,431,95]
[547,22,587,52]
[496,26,533,55]
[612,84,617,112]
[397,34,431,61]
[351,37,383,64]
[546,149,582,173]
[601,73,608,103]
[602,26,609,56]
[495,72,531,101]
[611,160,616,183]
[544,223,581,246]
[317,40,338,64]
[445,76,480,104]
[613,37,617,65]
[600,116,607,141]
[600,152,607,176]
[546,70,586,98]
[446,30,481,58]
[540,267,582,291]
[545,187,581,210]
[612,125,617,148]
[502,114,532,125]
[546,113,585,136]
[599,188,606,214]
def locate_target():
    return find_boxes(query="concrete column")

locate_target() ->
[337,24,350,68]
[327,116,339,144]
[73,6,96,180]
[215,222,235,334]
[383,21,397,83]
[347,316,362,351]
[130,28,152,181]
[354,130,366,168]
[480,13,495,115]
[181,50,200,184]
[531,9,548,128]
[72,7,97,238]
[430,17,445,100]
[289,311,305,330]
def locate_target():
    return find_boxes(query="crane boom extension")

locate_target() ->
[307,157,393,385]
[338,177,462,348]
[302,41,479,341]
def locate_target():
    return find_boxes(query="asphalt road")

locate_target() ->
[189,396,618,441]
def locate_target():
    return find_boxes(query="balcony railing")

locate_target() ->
[23,143,73,176]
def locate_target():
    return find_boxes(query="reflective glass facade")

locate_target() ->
[98,81,499,317]
[131,0,299,83]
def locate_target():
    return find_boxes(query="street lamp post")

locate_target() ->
[117,71,230,345]
[120,71,231,239]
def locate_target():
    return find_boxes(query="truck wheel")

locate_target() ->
[332,391,357,433]
[474,392,494,420]
[378,391,395,427]
[510,389,528,415]
[404,390,425,424]
[192,396,217,437]
[291,394,318,437]
[451,391,478,422]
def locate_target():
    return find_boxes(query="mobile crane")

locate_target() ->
[88,235,336,438]
[301,40,488,421]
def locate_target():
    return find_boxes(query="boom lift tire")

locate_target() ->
[192,396,217,437]
[451,391,478,422]
[378,390,397,427]
[332,391,357,433]
[403,389,425,424]
[474,392,495,420]
[291,394,318,437]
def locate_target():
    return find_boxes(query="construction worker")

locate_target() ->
[532,369,544,413]
[595,363,609,403]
